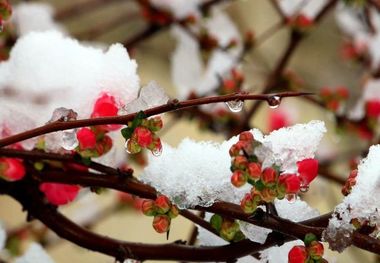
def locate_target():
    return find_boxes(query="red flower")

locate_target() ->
[294,14,313,28]
[278,174,301,194]
[91,93,120,131]
[366,100,380,118]
[247,162,261,181]
[336,86,349,99]
[76,128,96,149]
[288,245,307,263]
[0,158,25,181]
[297,159,319,185]
[134,126,153,148]
[39,183,80,205]
[268,110,289,132]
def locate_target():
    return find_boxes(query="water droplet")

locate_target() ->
[61,129,78,150]
[300,184,309,193]
[267,96,281,109]
[225,100,244,113]
[152,147,163,157]
[285,193,297,203]
[124,139,131,154]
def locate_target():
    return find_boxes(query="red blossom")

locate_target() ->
[288,246,307,263]
[261,167,277,186]
[134,126,153,148]
[0,158,25,181]
[278,173,301,194]
[297,159,319,185]
[247,162,261,181]
[76,128,96,149]
[39,183,80,205]
[268,110,289,132]
[91,93,121,131]
[366,100,380,118]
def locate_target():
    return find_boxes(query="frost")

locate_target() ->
[348,79,380,120]
[126,81,169,113]
[149,0,207,19]
[142,121,325,208]
[12,3,65,36]
[0,31,140,129]
[277,0,328,19]
[171,8,241,100]
[15,243,55,263]
[253,120,326,173]
[240,199,319,244]
[323,145,380,252]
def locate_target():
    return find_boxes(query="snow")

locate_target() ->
[15,243,55,263]
[277,0,328,19]
[260,240,303,263]
[324,145,380,252]
[12,3,65,36]
[0,31,140,132]
[253,120,326,173]
[239,199,319,244]
[149,0,207,19]
[349,79,380,120]
[142,121,325,208]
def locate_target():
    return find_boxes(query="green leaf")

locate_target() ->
[121,127,134,139]
[210,214,223,232]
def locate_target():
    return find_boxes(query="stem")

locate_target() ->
[0,92,312,148]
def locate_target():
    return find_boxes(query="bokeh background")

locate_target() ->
[0,0,376,262]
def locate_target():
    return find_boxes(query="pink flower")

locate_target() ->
[39,183,80,205]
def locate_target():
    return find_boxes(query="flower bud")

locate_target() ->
[134,126,153,148]
[232,156,249,170]
[239,131,253,142]
[220,219,239,241]
[155,195,171,214]
[126,139,142,154]
[152,215,171,233]
[147,116,163,132]
[366,100,380,118]
[231,170,247,187]
[247,162,261,181]
[142,200,156,216]
[261,167,277,186]
[168,205,179,218]
[240,193,258,214]
[260,187,277,202]
[0,158,26,181]
[308,241,324,260]
[288,245,307,263]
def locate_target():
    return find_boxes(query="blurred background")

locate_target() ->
[0,0,377,262]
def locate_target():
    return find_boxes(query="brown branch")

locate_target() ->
[55,0,127,21]
[0,92,312,148]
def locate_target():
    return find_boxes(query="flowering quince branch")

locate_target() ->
[0,91,311,148]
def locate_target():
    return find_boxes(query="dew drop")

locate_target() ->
[285,193,297,203]
[267,96,281,109]
[300,184,309,193]
[225,100,244,112]
[124,139,132,154]
[152,147,163,157]
[61,129,78,150]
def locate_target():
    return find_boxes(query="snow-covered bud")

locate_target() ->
[142,200,156,216]
[152,215,171,233]
[0,158,26,181]
[231,170,247,187]
[155,195,171,214]
[288,246,307,263]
